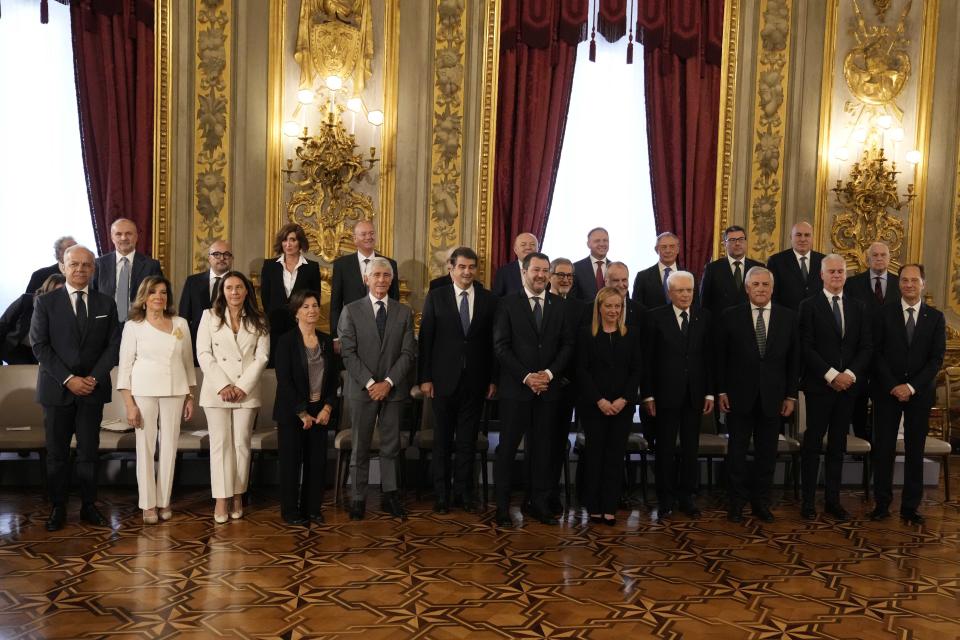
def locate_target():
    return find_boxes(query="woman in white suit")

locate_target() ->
[196,270,270,523]
[118,276,197,524]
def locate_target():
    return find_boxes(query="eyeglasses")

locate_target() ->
[552,273,574,279]
[724,237,746,243]
[209,252,233,259]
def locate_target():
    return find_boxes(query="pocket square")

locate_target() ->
[95,315,108,319]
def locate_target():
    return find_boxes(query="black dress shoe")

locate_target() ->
[824,503,850,522]
[588,514,603,524]
[752,506,775,523]
[800,504,817,520]
[80,504,109,527]
[349,500,366,521]
[679,500,701,518]
[529,505,558,525]
[601,515,616,526]
[382,492,407,518]
[495,510,513,527]
[657,508,673,523]
[726,509,743,523]
[283,514,308,526]
[461,497,480,514]
[433,499,449,515]
[46,506,66,532]
[900,510,925,525]
[307,512,325,525]
[548,497,564,517]
[868,506,890,521]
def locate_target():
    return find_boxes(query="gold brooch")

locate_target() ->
[173,327,184,340]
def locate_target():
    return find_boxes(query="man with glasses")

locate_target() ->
[700,226,762,319]
[179,240,234,363]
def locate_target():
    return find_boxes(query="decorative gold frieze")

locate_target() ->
[151,0,172,274]
[294,0,373,93]
[712,0,740,259]
[747,0,792,260]
[193,0,232,273]
[949,125,960,316]
[427,0,467,280]
[475,0,500,286]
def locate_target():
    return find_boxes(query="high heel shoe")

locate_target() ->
[143,509,158,525]
[230,497,243,520]
[159,508,173,521]
[214,511,229,524]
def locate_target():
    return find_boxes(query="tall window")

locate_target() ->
[0,0,95,312]
[542,35,658,286]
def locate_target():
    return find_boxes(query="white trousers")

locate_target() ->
[134,395,184,510]
[204,407,256,499]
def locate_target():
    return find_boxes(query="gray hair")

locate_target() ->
[549,257,573,273]
[745,265,774,284]
[53,236,76,262]
[366,256,394,277]
[666,270,695,290]
[63,244,94,263]
[821,253,845,271]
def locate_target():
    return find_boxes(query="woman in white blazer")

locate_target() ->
[196,270,270,523]
[117,275,197,524]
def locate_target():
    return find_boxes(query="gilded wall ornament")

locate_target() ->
[295,0,373,94]
[843,0,911,118]
[193,0,232,273]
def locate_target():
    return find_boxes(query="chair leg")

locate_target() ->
[640,452,649,507]
[863,454,870,502]
[944,454,950,502]
[480,451,488,508]
[334,451,343,505]
[417,448,426,501]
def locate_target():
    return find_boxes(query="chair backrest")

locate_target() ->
[0,364,43,426]
[254,368,278,428]
[942,366,960,442]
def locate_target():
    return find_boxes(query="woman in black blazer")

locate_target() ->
[273,289,340,525]
[576,286,643,525]
[260,223,322,365]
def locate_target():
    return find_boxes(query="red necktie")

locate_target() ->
[595,260,605,291]
[874,276,883,302]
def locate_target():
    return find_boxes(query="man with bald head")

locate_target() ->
[179,239,234,362]
[844,241,900,440]
[31,245,121,531]
[606,261,645,328]
[798,253,872,521]
[492,232,538,297]
[93,218,163,322]
[571,227,611,301]
[330,219,400,346]
[766,222,824,310]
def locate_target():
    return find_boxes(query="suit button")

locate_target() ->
[222,358,227,362]
[538,344,542,348]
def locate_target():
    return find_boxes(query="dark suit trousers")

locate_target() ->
[654,406,700,508]
[581,410,632,514]
[43,401,104,506]
[851,384,872,441]
[430,379,483,499]
[547,393,576,502]
[872,394,931,512]
[495,398,556,511]
[278,403,328,519]
[801,391,853,505]
[726,398,780,509]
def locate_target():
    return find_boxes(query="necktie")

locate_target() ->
[459,291,470,334]
[116,256,131,322]
[906,307,916,344]
[363,258,371,293]
[595,260,605,291]
[874,276,883,303]
[375,300,386,341]
[755,307,767,357]
[799,256,808,280]
[532,296,543,331]
[832,295,843,334]
[76,291,88,334]
[211,276,222,304]
[680,310,689,336]
[733,260,743,290]
[662,267,672,301]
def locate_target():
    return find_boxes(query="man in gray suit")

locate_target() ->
[338,257,417,520]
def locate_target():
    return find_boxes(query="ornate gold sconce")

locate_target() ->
[830,146,915,271]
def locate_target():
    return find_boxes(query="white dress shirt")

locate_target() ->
[64,283,90,316]
[728,254,746,276]
[276,253,308,297]
[871,270,888,298]
[357,250,376,278]
[821,289,857,384]
[658,261,677,284]
[115,250,135,288]
[209,270,225,299]
[794,250,811,273]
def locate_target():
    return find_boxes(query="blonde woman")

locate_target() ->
[196,271,270,523]
[118,276,196,524]
[575,286,643,525]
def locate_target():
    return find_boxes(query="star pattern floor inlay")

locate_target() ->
[1,478,959,639]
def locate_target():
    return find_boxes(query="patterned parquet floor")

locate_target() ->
[1,476,959,639]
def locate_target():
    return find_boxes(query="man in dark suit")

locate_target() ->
[571,227,611,301]
[491,232,538,296]
[493,252,575,526]
[717,266,799,523]
[25,235,75,293]
[338,256,416,521]
[418,247,498,514]
[844,241,901,441]
[330,219,399,349]
[766,221,825,311]
[869,264,945,525]
[30,245,121,531]
[93,218,163,323]
[700,225,763,318]
[798,254,872,521]
[642,270,713,520]
[606,262,645,328]
[178,239,233,363]
[632,231,683,309]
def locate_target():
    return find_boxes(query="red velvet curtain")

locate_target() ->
[71,0,154,255]
[641,0,724,281]
[491,0,584,274]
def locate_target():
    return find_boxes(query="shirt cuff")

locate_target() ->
[843,369,857,382]
[63,374,74,385]
[824,368,839,383]
[544,369,553,381]
[522,373,533,385]
[365,378,375,389]
[906,383,915,395]
[642,397,654,403]
[385,377,394,387]
[786,397,797,402]
[705,395,714,401]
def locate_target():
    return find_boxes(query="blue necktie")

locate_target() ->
[459,291,470,334]
[375,300,386,341]
[662,266,672,301]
